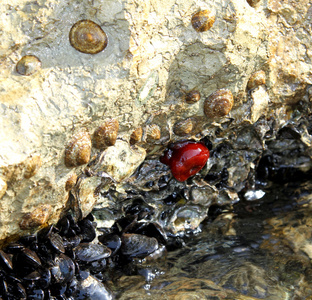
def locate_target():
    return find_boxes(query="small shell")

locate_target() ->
[173,118,193,136]
[19,204,52,230]
[247,70,266,90]
[16,55,41,76]
[130,127,143,145]
[247,0,261,7]
[146,124,161,140]
[65,130,91,167]
[185,90,201,104]
[191,10,215,32]
[65,173,78,191]
[93,119,119,150]
[69,20,108,54]
[204,89,234,119]
[24,154,42,179]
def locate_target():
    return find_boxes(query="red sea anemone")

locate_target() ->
[160,141,210,182]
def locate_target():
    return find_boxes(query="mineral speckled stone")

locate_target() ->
[69,20,108,54]
[16,55,41,76]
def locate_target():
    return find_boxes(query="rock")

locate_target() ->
[0,0,311,242]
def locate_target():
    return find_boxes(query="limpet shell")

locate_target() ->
[93,119,119,150]
[247,0,261,7]
[173,118,193,136]
[65,130,91,167]
[146,124,161,140]
[204,89,234,119]
[130,127,143,145]
[247,70,266,90]
[24,154,42,179]
[65,173,78,191]
[16,55,41,76]
[191,10,215,32]
[185,90,201,104]
[69,20,108,54]
[19,204,52,230]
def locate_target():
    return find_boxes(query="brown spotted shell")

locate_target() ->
[24,154,42,179]
[191,10,215,32]
[130,127,143,145]
[16,55,41,76]
[146,124,161,140]
[204,89,234,119]
[93,119,119,150]
[185,90,201,104]
[19,204,52,230]
[69,20,108,54]
[65,173,78,191]
[173,118,193,136]
[247,70,266,90]
[247,0,261,7]
[65,130,91,167]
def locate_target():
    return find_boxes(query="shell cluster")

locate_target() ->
[204,89,234,119]
[65,130,92,168]
[16,55,41,76]
[93,119,119,150]
[191,10,215,32]
[247,70,266,90]
[69,20,108,54]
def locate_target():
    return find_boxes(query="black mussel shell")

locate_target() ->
[0,250,13,271]
[120,233,159,258]
[49,233,65,254]
[98,234,121,256]
[78,219,96,243]
[74,243,111,263]
[50,253,75,284]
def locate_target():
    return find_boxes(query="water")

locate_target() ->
[113,181,312,299]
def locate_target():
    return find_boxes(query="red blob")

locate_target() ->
[160,141,210,182]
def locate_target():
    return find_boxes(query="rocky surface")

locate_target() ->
[0,0,311,242]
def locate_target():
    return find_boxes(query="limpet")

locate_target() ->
[247,70,266,90]
[146,124,161,140]
[130,127,143,145]
[93,119,119,150]
[65,173,78,191]
[69,20,108,54]
[16,55,41,76]
[247,0,261,7]
[19,204,52,230]
[173,118,193,136]
[185,90,201,104]
[191,10,215,32]
[204,89,234,118]
[65,130,91,167]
